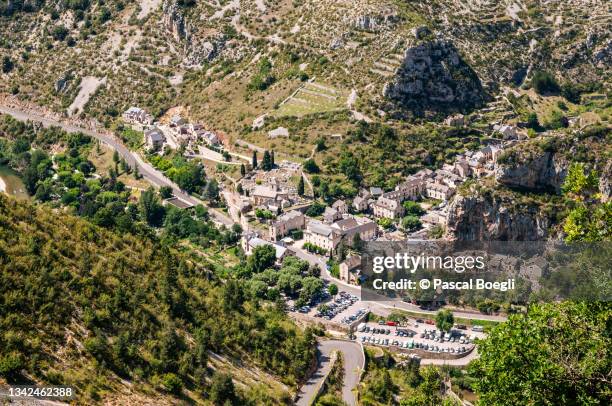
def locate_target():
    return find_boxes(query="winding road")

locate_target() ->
[296,340,364,406]
[290,244,507,323]
[0,105,234,226]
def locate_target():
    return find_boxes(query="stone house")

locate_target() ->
[340,255,362,285]
[332,199,348,214]
[425,181,454,201]
[145,127,165,151]
[371,193,404,219]
[323,207,343,223]
[331,216,377,244]
[122,107,153,127]
[304,220,342,252]
[353,195,369,212]
[269,210,305,241]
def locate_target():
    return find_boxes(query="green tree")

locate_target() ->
[203,179,219,203]
[303,159,320,174]
[0,352,23,382]
[247,245,276,275]
[159,186,173,199]
[240,163,246,176]
[51,25,69,41]
[162,373,183,395]
[469,302,611,405]
[403,201,425,216]
[402,215,422,231]
[562,162,598,197]
[328,284,338,296]
[339,152,362,186]
[262,150,273,171]
[2,56,14,73]
[531,71,560,95]
[252,151,258,168]
[526,112,540,129]
[209,372,237,405]
[435,309,454,332]
[139,187,165,226]
[297,176,305,196]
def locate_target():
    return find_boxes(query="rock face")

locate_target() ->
[162,0,225,66]
[383,40,485,112]
[495,150,568,193]
[162,0,188,42]
[446,194,551,241]
[354,13,398,31]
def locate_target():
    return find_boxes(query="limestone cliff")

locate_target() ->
[162,0,225,66]
[383,40,486,113]
[446,193,552,241]
[495,150,568,193]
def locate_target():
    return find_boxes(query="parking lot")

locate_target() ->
[354,320,486,356]
[289,291,368,326]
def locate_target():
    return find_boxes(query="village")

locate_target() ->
[122,106,526,290]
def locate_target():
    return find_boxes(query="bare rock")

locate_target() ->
[446,193,551,241]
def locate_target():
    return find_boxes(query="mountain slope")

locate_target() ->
[0,194,315,404]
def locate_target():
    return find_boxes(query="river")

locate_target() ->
[0,166,29,200]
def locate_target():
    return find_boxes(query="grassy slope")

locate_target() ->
[0,194,314,404]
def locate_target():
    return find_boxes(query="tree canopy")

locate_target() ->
[469,302,611,405]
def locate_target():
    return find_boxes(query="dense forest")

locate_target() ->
[0,194,316,404]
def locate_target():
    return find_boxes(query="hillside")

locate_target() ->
[1,1,609,124]
[0,194,316,404]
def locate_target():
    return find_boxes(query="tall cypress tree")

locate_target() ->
[262,151,272,171]
[252,151,258,168]
[297,176,305,196]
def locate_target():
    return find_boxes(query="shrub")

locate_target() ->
[530,71,560,95]
[162,373,183,395]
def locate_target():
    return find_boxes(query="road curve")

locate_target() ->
[290,245,507,323]
[296,339,364,406]
[0,105,233,226]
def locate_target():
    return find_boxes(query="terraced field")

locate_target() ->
[273,81,350,118]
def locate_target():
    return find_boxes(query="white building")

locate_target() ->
[371,194,404,219]
[304,220,342,252]
[122,107,153,128]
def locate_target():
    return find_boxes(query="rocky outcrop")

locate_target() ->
[495,150,568,193]
[354,12,399,32]
[54,71,73,94]
[446,193,551,241]
[162,0,188,42]
[383,40,485,112]
[162,0,225,66]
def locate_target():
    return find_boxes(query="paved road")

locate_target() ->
[290,245,507,323]
[296,340,364,406]
[0,105,234,227]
